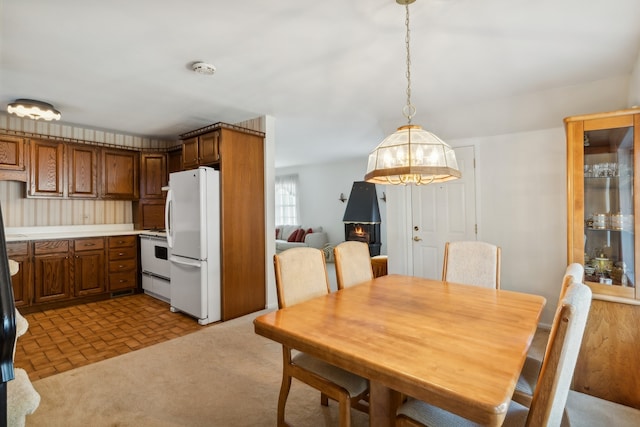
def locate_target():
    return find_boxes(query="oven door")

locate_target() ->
[140,236,171,280]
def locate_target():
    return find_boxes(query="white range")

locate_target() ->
[139,231,171,303]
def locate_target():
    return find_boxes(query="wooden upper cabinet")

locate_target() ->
[167,148,182,174]
[100,148,139,200]
[67,143,99,198]
[181,131,220,169]
[0,134,27,182]
[182,137,199,169]
[140,152,167,199]
[28,139,64,198]
[199,131,220,164]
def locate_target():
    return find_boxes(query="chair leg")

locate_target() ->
[277,372,292,427]
[338,394,352,427]
[321,392,329,406]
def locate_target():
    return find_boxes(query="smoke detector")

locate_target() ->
[192,62,216,75]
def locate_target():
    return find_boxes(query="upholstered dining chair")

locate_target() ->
[442,241,501,289]
[273,247,369,426]
[333,241,374,290]
[512,263,584,407]
[396,281,592,427]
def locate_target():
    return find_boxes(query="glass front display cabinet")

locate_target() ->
[566,108,640,301]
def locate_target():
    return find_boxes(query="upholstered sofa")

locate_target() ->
[275,225,329,253]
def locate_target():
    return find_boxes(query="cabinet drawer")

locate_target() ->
[6,241,28,256]
[74,237,105,252]
[34,240,69,255]
[108,258,137,273]
[108,246,136,260]
[109,272,137,291]
[109,235,136,249]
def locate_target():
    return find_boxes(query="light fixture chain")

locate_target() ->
[403,3,416,123]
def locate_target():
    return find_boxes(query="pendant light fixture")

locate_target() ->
[7,99,61,121]
[365,0,461,185]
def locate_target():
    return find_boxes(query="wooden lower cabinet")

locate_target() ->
[6,241,31,307]
[73,237,106,296]
[33,240,71,304]
[107,235,138,291]
[572,299,640,409]
[11,234,138,311]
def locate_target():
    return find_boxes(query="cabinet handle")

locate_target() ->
[119,264,124,269]
[84,243,95,247]
[118,252,124,256]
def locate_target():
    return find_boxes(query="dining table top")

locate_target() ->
[254,274,546,426]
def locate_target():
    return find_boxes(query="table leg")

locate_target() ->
[369,380,402,427]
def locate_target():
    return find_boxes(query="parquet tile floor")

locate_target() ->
[14,294,208,380]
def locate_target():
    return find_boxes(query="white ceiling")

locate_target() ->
[2,0,640,168]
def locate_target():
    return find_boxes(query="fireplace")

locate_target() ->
[342,181,382,257]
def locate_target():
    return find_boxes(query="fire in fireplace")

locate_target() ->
[342,181,381,256]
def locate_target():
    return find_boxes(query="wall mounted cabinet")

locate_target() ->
[67,143,99,198]
[29,139,64,198]
[133,152,167,230]
[0,134,27,182]
[565,107,640,409]
[181,130,220,169]
[100,148,139,200]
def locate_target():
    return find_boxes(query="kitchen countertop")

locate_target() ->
[4,224,157,242]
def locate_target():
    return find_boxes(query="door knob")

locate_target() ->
[413,236,422,242]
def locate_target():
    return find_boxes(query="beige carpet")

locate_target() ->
[26,309,369,427]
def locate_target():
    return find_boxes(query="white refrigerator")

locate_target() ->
[165,166,221,325]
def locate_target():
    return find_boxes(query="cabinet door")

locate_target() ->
[218,128,266,320]
[100,148,139,199]
[182,137,199,169]
[6,241,31,307]
[134,200,165,230]
[33,240,71,303]
[140,153,167,199]
[198,131,220,165]
[73,237,106,296]
[0,134,27,182]
[68,143,99,198]
[29,139,64,197]
[167,148,182,174]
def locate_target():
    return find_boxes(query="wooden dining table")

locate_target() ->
[254,274,546,427]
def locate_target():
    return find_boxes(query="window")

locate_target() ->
[275,174,300,225]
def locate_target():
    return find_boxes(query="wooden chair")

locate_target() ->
[273,247,369,426]
[333,241,374,290]
[442,241,501,289]
[396,281,592,427]
[512,263,584,407]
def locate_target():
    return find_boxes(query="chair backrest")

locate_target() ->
[274,247,331,309]
[333,241,374,290]
[441,241,501,289]
[559,263,584,304]
[526,281,592,427]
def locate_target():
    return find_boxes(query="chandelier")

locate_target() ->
[365,0,461,185]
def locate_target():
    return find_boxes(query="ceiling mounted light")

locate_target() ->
[192,62,216,75]
[365,0,461,185]
[7,99,61,121]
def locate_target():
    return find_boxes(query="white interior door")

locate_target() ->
[411,145,477,279]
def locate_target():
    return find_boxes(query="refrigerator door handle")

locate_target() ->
[170,256,202,268]
[165,189,173,248]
